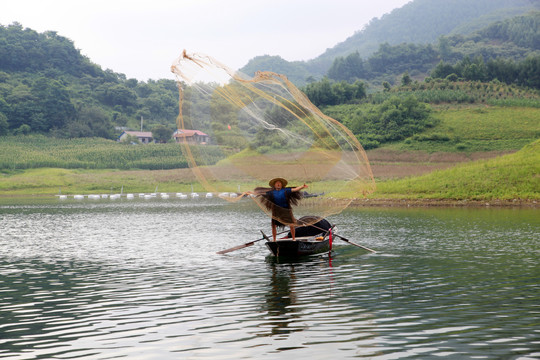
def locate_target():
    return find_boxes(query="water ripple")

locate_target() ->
[0,200,538,359]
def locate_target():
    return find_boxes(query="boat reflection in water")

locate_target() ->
[260,254,335,340]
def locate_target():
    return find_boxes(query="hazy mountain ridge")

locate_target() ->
[239,0,540,85]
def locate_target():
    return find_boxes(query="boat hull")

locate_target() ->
[265,238,330,257]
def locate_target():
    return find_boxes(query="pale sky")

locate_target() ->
[2,0,411,81]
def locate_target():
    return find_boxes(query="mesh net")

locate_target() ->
[171,50,375,227]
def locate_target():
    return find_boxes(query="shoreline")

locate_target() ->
[0,193,537,208]
[351,198,539,208]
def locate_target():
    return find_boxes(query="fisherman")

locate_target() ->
[261,177,308,241]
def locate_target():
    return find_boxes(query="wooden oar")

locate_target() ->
[216,229,287,255]
[297,220,377,254]
[333,233,377,253]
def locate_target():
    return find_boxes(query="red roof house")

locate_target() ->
[173,129,209,144]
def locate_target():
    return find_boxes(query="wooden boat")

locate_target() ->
[216,215,376,257]
[265,236,331,257]
[264,215,334,258]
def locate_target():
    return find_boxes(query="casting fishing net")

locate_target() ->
[171,50,375,227]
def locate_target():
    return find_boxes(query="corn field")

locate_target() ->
[0,136,224,170]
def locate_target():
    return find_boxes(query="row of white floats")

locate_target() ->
[58,192,239,200]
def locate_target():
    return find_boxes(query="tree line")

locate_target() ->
[430,55,540,89]
[327,44,439,83]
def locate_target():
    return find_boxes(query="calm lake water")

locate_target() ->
[0,197,538,359]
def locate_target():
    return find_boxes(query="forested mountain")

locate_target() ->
[1,0,539,140]
[239,0,540,85]
[0,23,180,138]
[326,11,540,87]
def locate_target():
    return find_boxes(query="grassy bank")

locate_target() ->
[0,167,206,196]
[371,139,539,201]
[1,140,538,202]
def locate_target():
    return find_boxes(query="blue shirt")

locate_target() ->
[269,188,291,208]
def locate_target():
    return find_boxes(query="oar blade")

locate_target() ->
[335,234,377,253]
[216,242,255,255]
[216,229,288,255]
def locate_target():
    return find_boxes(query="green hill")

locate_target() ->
[397,106,540,153]
[1,1,538,138]
[373,139,540,200]
[0,23,180,138]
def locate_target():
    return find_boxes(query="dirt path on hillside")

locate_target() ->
[80,149,515,185]
[366,149,514,179]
